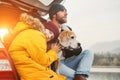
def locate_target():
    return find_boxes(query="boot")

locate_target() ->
[73,74,86,80]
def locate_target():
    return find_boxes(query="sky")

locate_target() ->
[61,0,120,49]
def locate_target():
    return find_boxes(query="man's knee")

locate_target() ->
[82,50,94,59]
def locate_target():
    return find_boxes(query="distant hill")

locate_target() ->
[89,40,120,54]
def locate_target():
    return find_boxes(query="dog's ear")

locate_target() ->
[58,36,61,42]
[58,36,60,40]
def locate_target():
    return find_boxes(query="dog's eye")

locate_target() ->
[71,36,74,39]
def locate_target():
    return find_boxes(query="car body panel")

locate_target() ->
[0,41,20,80]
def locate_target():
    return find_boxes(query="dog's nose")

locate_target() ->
[78,43,81,46]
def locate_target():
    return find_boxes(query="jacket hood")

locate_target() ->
[13,21,32,34]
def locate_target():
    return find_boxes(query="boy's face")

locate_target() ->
[44,29,54,42]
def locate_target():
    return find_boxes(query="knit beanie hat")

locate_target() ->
[44,21,59,43]
[49,3,66,19]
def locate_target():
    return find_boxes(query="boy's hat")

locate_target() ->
[44,21,59,42]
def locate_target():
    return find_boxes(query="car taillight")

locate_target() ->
[0,42,20,80]
[0,60,12,71]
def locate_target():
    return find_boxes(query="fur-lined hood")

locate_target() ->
[13,13,45,34]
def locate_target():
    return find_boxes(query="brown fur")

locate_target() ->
[20,13,45,33]
[58,30,75,43]
[54,30,77,74]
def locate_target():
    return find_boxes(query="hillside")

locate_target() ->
[89,40,120,54]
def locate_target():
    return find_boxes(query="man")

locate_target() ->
[44,3,94,80]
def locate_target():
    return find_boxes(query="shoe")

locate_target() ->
[73,74,86,80]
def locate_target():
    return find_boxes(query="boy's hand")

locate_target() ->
[51,43,61,53]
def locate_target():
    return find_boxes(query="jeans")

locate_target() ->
[59,50,94,80]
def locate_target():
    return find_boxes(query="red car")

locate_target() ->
[0,0,63,80]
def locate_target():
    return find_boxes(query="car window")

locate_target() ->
[39,0,54,6]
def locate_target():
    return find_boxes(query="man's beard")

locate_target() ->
[56,17,67,24]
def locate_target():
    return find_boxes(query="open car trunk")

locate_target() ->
[0,0,64,28]
[0,0,64,80]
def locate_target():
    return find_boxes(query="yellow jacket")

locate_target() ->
[8,22,66,80]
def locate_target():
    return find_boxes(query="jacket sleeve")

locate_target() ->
[26,31,58,67]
